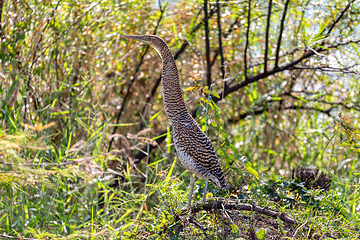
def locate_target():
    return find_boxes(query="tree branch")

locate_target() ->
[132,14,359,163]
[216,0,227,98]
[210,15,240,68]
[244,0,251,79]
[227,101,341,125]
[204,0,212,88]
[216,0,225,81]
[275,0,290,68]
[291,64,360,74]
[133,39,360,162]
[223,39,360,99]
[264,0,272,73]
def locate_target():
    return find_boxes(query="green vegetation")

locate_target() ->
[0,0,359,239]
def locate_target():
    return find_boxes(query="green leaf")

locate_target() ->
[184,86,199,92]
[263,149,279,156]
[211,90,220,99]
[256,228,267,240]
[211,121,217,127]
[340,142,352,147]
[120,209,133,221]
[121,222,133,230]
[201,124,207,132]
[166,126,171,153]
[149,110,162,121]
[245,162,258,178]
[270,172,279,182]
[166,157,177,181]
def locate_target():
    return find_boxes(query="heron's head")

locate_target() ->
[120,35,165,55]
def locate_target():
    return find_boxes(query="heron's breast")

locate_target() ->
[173,136,206,180]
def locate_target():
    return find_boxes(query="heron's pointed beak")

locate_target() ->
[120,35,148,43]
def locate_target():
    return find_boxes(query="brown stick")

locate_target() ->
[183,200,297,226]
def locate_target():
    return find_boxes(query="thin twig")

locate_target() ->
[292,220,308,238]
[291,65,360,74]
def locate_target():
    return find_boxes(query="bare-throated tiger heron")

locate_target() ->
[121,35,227,207]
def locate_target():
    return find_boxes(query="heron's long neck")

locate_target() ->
[158,46,188,122]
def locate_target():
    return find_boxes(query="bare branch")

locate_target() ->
[284,105,333,117]
[291,65,360,74]
[223,39,360,98]
[216,0,227,98]
[183,200,297,226]
[284,92,360,112]
[210,15,240,68]
[264,0,272,73]
[244,0,251,79]
[133,39,360,163]
[204,0,212,88]
[216,0,225,81]
[275,0,290,68]
[227,101,342,125]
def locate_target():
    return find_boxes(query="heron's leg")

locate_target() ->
[188,174,195,208]
[202,176,209,204]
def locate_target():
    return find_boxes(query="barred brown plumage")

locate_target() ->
[121,35,226,207]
